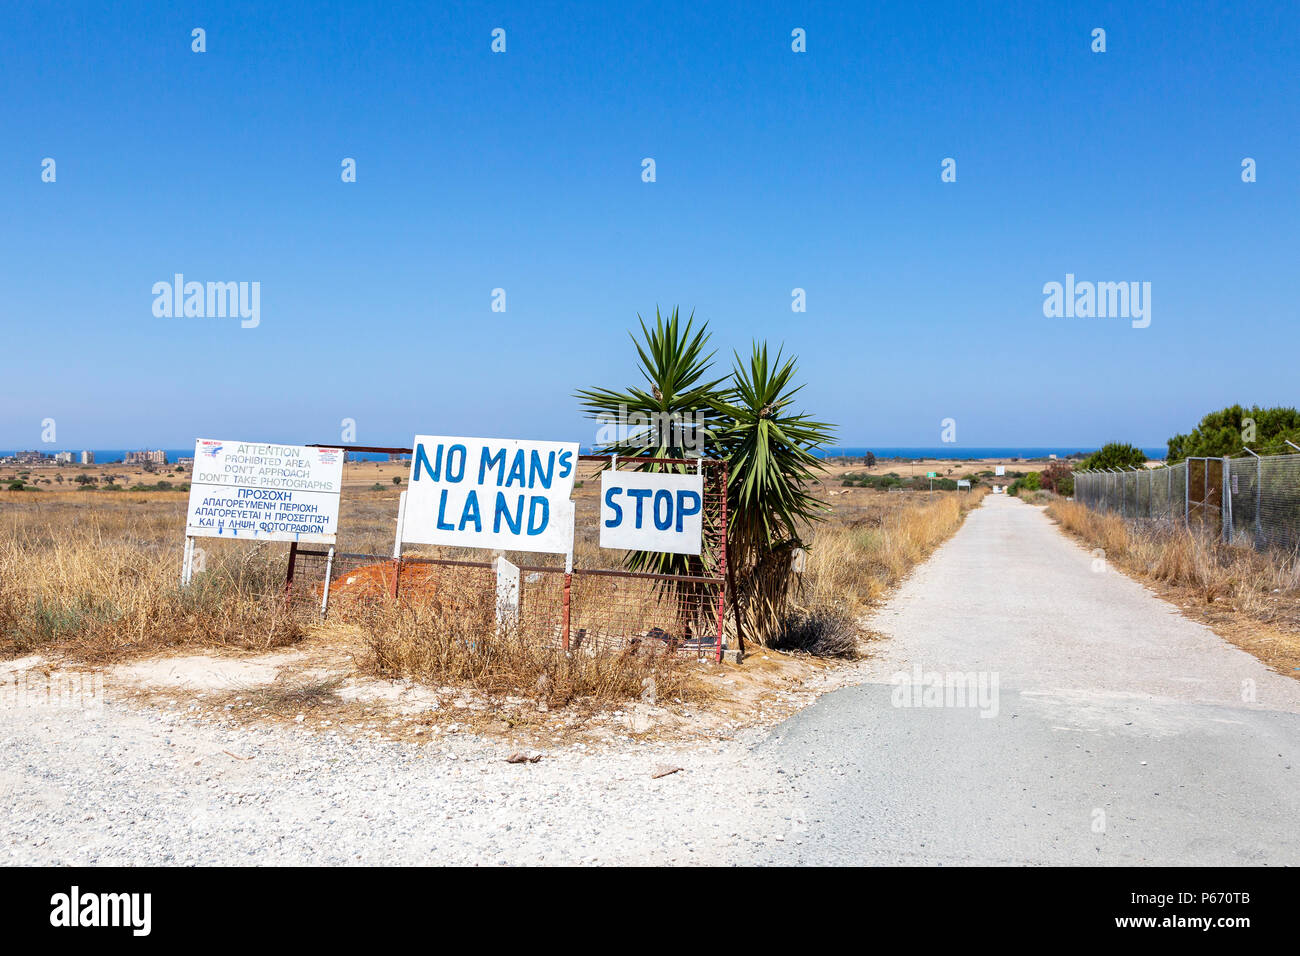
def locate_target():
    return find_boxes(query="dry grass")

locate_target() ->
[800,488,988,616]
[357,593,695,708]
[0,482,991,701]
[0,512,305,660]
[1048,499,1300,674]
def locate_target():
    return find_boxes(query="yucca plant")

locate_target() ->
[577,313,833,651]
[712,343,834,649]
[575,307,728,579]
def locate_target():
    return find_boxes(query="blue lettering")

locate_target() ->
[676,490,702,531]
[527,496,549,535]
[654,490,673,531]
[627,488,652,528]
[446,444,467,482]
[413,443,442,481]
[436,490,455,531]
[558,449,573,479]
[529,450,554,489]
[604,487,623,527]
[479,447,506,484]
[495,492,523,534]
[506,450,527,487]
[459,491,482,531]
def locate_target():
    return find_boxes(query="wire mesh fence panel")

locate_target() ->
[1077,453,1299,557]
[281,455,730,659]
[1167,460,1187,524]
[1186,457,1223,534]
[567,569,723,655]
[1254,454,1300,553]
[1227,457,1261,549]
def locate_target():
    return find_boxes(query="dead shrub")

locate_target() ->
[772,605,859,658]
[357,590,696,708]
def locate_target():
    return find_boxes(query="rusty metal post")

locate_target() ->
[389,558,401,600]
[284,541,299,605]
[713,459,729,663]
[561,572,572,650]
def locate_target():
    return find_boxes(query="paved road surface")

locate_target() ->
[762,494,1300,864]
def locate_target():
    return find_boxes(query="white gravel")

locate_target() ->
[1,698,805,866]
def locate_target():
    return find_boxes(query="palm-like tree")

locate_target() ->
[575,307,728,578]
[577,312,834,651]
[712,343,834,649]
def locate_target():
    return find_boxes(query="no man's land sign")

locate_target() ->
[184,439,344,543]
[401,435,578,555]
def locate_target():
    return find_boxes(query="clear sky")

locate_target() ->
[3,1,1296,451]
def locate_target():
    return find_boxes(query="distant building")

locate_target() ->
[80,450,94,464]
[54,451,73,464]
[13,450,49,464]
[176,457,194,469]
[123,450,168,467]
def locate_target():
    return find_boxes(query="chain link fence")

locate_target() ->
[1074,453,1300,553]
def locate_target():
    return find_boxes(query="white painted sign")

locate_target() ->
[995,465,1006,476]
[599,470,704,555]
[184,439,343,543]
[957,479,971,489]
[401,436,578,554]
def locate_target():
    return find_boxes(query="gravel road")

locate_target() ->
[4,494,1297,865]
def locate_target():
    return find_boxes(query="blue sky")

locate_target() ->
[3,1,1296,451]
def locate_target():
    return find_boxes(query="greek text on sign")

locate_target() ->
[184,440,343,543]
[600,470,704,555]
[402,436,578,554]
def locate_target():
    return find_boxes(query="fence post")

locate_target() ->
[1184,461,1189,527]
[1257,453,1263,546]
[561,574,571,651]
[1222,456,1231,542]
[284,540,299,606]
[390,489,407,600]
[714,459,729,663]
[1242,448,1262,548]
[320,545,335,617]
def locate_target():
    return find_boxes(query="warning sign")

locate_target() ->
[183,439,343,543]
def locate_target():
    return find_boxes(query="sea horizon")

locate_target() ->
[0,444,1170,464]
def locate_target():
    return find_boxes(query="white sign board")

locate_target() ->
[600,470,704,555]
[995,465,1006,476]
[956,479,971,489]
[401,436,578,554]
[184,439,343,543]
